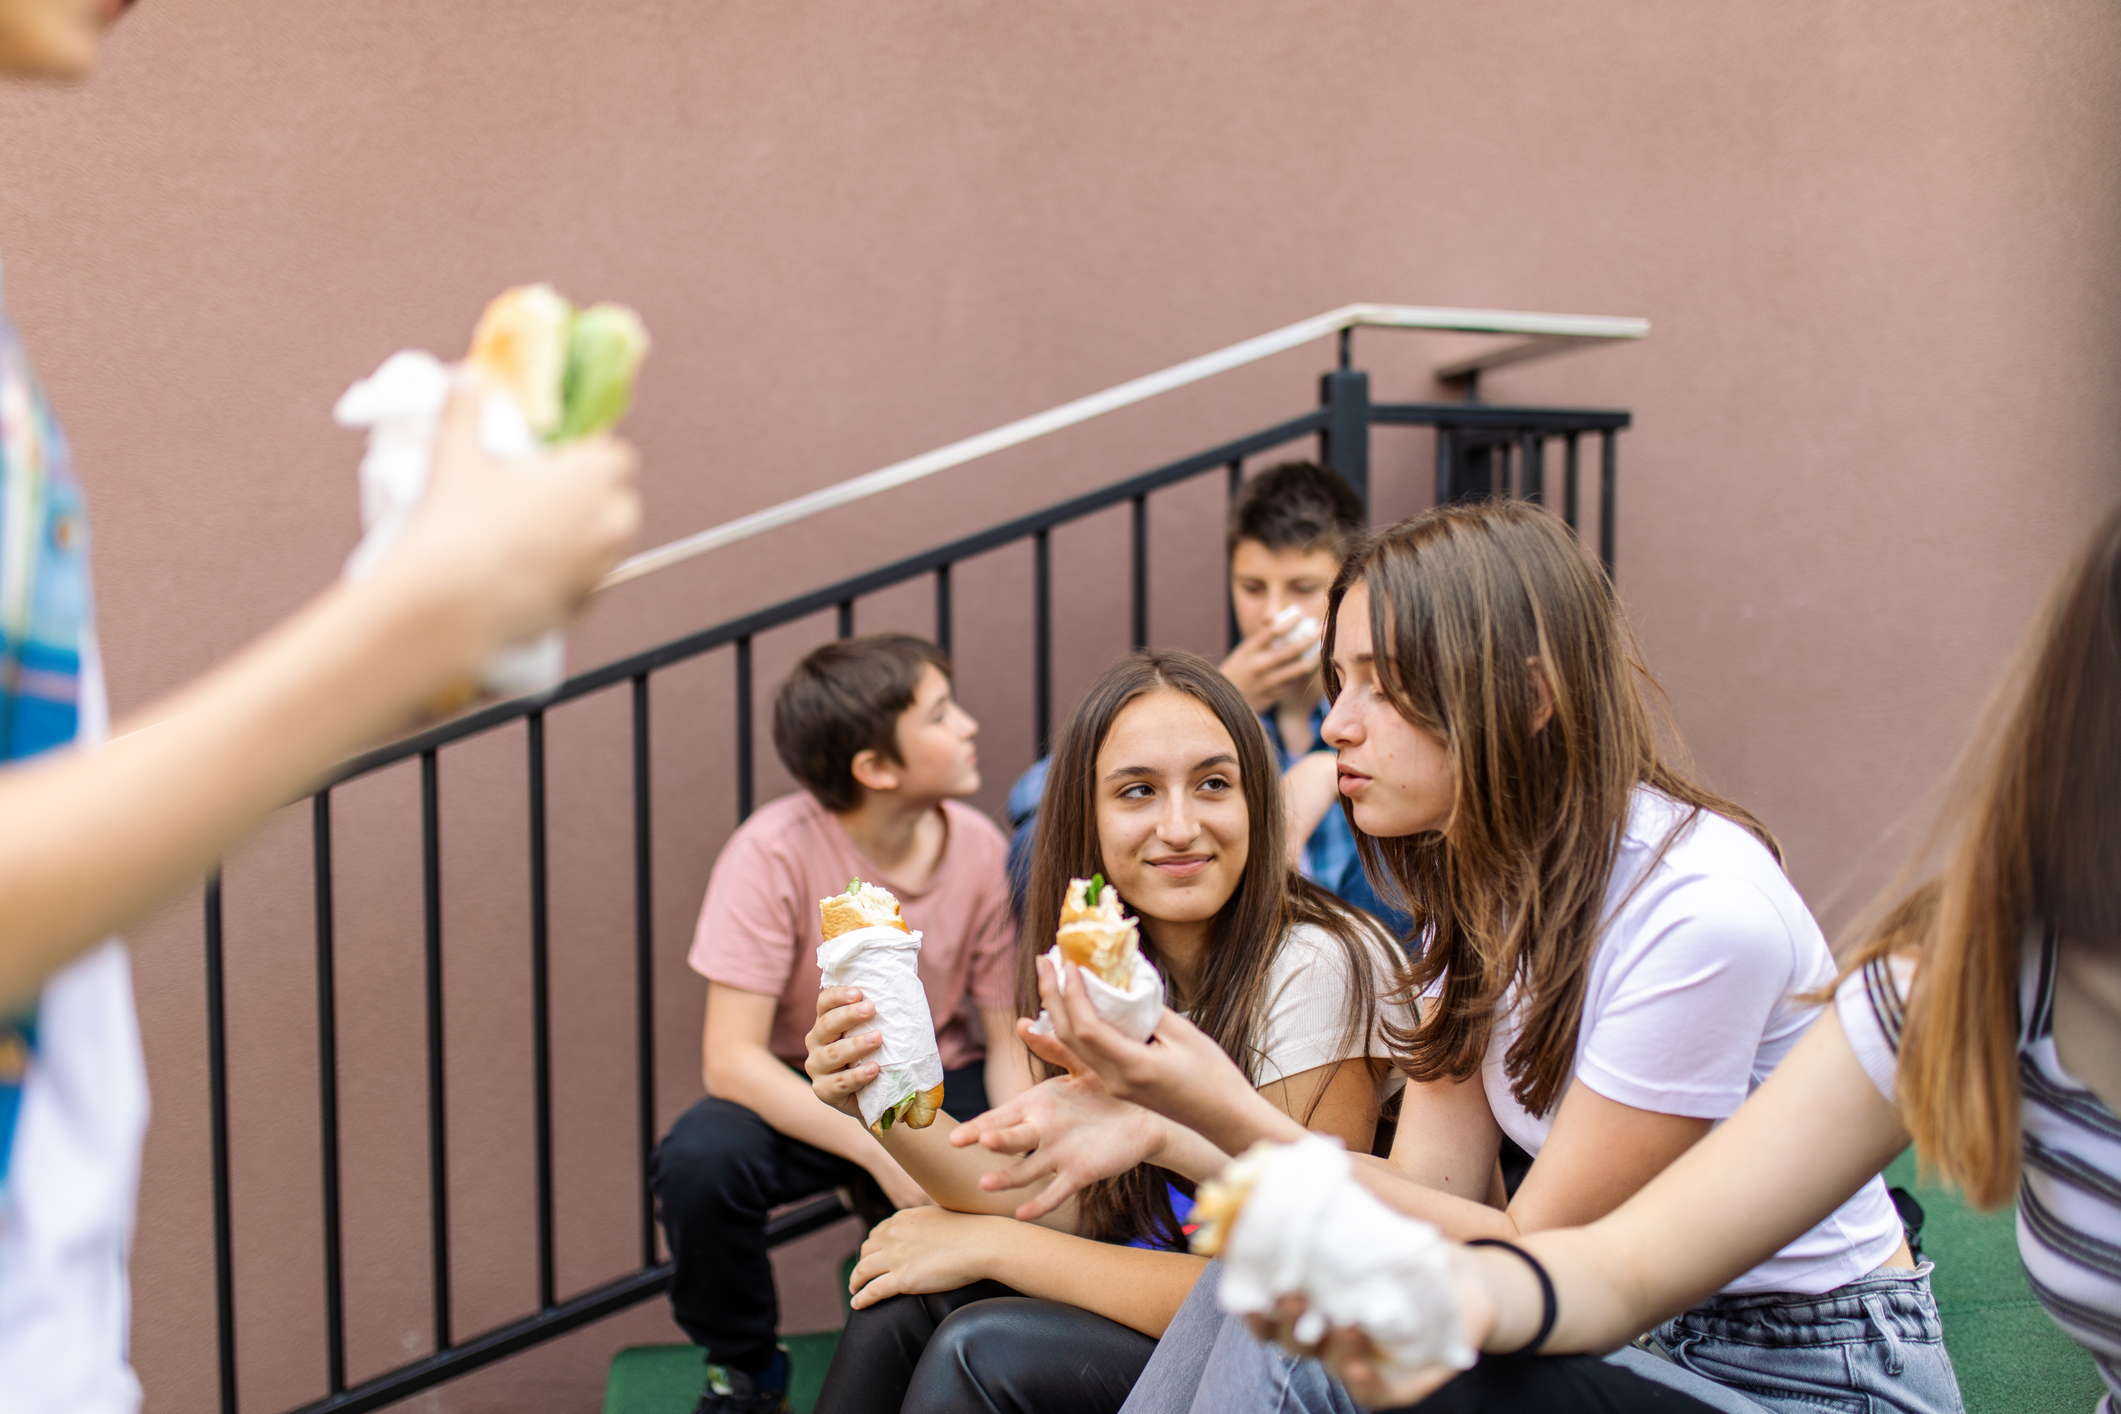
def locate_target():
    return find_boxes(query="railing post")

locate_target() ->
[205,873,238,1414]
[1319,368,1370,514]
[312,794,346,1394]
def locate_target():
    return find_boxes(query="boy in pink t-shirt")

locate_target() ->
[650,634,1024,1413]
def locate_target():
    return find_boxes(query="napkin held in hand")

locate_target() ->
[816,924,946,1131]
[1028,946,1165,1044]
[1214,1135,1475,1376]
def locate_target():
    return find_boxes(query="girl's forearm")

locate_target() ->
[881,1117,1053,1218]
[0,569,480,1010]
[1353,1160,1522,1242]
[977,1223,1209,1338]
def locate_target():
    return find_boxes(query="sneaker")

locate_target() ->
[695,1347,790,1414]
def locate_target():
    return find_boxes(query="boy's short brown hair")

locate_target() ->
[1227,460,1366,563]
[772,633,952,812]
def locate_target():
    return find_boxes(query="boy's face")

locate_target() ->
[1228,538,1341,640]
[884,663,981,801]
[0,0,123,79]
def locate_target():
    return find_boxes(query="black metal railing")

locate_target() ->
[201,354,1628,1414]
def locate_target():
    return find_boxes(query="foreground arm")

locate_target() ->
[0,377,636,1011]
[707,984,932,1209]
[1313,1011,1909,1407]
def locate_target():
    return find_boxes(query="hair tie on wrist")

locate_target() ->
[1465,1238,1557,1359]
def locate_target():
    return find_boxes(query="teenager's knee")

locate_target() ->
[650,1096,778,1216]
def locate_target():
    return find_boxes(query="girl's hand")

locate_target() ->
[383,370,640,664]
[847,1207,1006,1309]
[946,1048,1165,1222]
[1037,956,1272,1150]
[804,985,883,1117]
[1246,1246,1501,1410]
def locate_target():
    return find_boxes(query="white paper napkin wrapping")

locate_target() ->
[1215,1135,1475,1376]
[333,350,564,699]
[816,924,945,1130]
[1027,946,1165,1044]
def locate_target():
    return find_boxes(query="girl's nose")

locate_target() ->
[1322,693,1359,748]
[1157,797,1199,846]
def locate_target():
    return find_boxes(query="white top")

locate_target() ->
[1461,788,1903,1295]
[1839,935,2121,1408]
[0,637,150,1414]
[1247,920,1413,1098]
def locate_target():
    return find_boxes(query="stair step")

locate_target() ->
[602,1332,842,1414]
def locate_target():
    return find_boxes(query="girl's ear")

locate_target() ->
[1526,657,1555,734]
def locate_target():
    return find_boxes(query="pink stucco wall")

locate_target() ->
[0,2,2115,1409]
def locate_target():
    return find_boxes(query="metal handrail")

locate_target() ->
[596,303,1645,590]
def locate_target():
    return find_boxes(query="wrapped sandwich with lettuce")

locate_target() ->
[334,284,649,703]
[816,880,946,1134]
[1028,874,1165,1043]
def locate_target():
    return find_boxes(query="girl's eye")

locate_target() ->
[1199,775,1232,793]
[1118,783,1154,801]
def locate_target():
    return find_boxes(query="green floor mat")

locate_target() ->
[602,1332,843,1414]
[1886,1151,2107,1412]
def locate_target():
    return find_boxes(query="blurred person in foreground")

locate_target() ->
[0,4,640,1409]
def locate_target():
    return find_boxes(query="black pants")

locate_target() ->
[814,1280,1157,1414]
[1390,1355,1725,1412]
[649,1063,989,1371]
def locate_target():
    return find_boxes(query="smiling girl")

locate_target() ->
[802,650,1408,1414]
[965,503,1959,1413]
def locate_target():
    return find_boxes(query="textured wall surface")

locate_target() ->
[0,2,2115,1410]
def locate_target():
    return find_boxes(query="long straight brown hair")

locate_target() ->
[1324,502,1775,1116]
[1836,503,2121,1208]
[1023,648,1398,1244]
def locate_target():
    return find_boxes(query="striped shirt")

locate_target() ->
[1837,933,2121,1411]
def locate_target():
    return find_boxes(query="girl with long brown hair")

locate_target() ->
[801,649,1408,1414]
[1229,500,2121,1411]
[963,501,1958,1412]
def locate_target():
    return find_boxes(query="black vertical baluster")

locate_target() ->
[1563,433,1580,530]
[631,675,658,1268]
[1599,430,1618,579]
[735,639,754,822]
[205,873,238,1414]
[526,713,555,1311]
[1522,433,1545,506]
[1337,327,1352,370]
[419,750,451,1352]
[1435,429,1453,508]
[312,794,346,1394]
[837,600,854,640]
[1500,440,1513,499]
[933,564,952,655]
[1033,530,1051,757]
[1225,460,1243,651]
[1130,495,1148,651]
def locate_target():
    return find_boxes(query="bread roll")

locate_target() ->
[820,879,909,940]
[1056,876,1140,988]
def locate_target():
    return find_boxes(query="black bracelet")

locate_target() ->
[1465,1238,1557,1360]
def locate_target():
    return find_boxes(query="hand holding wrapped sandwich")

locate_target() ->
[336,284,649,704]
[1028,875,1164,1043]
[813,881,947,1135]
[1193,1136,1478,1395]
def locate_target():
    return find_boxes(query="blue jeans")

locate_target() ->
[1643,1261,1963,1414]
[1122,1263,1962,1414]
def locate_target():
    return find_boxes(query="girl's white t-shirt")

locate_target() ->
[1247,920,1413,1098]
[1465,788,1903,1295]
[0,636,152,1414]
